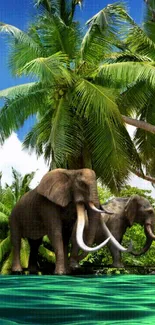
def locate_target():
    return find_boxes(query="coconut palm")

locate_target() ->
[100,0,155,180]
[0,1,146,192]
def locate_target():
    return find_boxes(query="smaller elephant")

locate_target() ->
[70,195,155,268]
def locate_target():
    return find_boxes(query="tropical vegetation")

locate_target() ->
[0,169,55,274]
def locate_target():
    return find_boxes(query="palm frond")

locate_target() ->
[0,212,9,224]
[84,116,142,192]
[50,97,83,167]
[36,13,81,58]
[95,61,155,89]
[20,239,30,269]
[0,188,16,211]
[105,51,152,63]
[17,52,72,85]
[0,236,11,264]
[81,2,134,62]
[35,0,52,12]
[23,109,54,160]
[126,25,155,60]
[143,0,155,42]
[20,171,36,196]
[0,202,11,216]
[73,79,121,124]
[39,244,55,263]
[118,81,152,116]
[0,82,36,99]
[0,22,42,59]
[1,251,12,274]
[134,96,155,175]
[0,87,47,142]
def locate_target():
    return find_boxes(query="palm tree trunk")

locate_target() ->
[131,169,155,184]
[122,115,155,134]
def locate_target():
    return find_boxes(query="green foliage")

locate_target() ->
[0,236,11,263]
[0,169,36,273]
[0,1,149,191]
[122,225,155,267]
[39,245,55,264]
[120,184,155,200]
[97,185,113,204]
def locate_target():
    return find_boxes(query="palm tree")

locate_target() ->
[100,0,155,180]
[0,1,145,192]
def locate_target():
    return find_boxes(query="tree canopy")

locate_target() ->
[0,1,155,191]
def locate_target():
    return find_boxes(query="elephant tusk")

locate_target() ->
[76,203,111,252]
[100,216,133,252]
[89,202,113,215]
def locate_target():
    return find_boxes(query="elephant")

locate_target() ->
[70,195,155,268]
[10,168,129,275]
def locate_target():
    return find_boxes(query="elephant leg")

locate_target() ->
[109,244,123,267]
[70,222,82,269]
[48,221,66,275]
[11,229,22,273]
[108,237,124,268]
[28,237,42,274]
[62,231,71,274]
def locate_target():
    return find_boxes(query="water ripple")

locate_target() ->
[0,275,155,324]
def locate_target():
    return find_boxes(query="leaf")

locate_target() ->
[0,236,11,263]
[1,251,13,274]
[18,52,72,85]
[39,245,55,263]
[73,78,120,123]
[81,2,134,62]
[20,239,30,269]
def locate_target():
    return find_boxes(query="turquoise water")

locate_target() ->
[0,275,155,324]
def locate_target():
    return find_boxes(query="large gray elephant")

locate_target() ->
[10,168,129,275]
[70,195,155,268]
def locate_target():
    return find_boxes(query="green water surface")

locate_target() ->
[0,275,155,325]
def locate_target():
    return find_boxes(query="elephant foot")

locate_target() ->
[69,259,81,270]
[111,262,124,268]
[54,271,67,275]
[29,270,39,275]
[11,271,23,275]
[28,263,40,275]
[54,266,68,275]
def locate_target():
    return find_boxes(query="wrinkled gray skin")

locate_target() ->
[10,168,112,275]
[70,195,155,268]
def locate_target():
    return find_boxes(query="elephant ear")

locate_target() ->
[124,195,140,226]
[37,169,72,207]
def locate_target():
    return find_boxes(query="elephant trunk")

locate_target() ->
[131,219,155,256]
[145,223,155,240]
[131,237,153,256]
[76,202,111,252]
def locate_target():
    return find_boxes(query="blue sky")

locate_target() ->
[0,0,144,140]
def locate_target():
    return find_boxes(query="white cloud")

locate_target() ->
[129,173,155,198]
[0,133,48,188]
